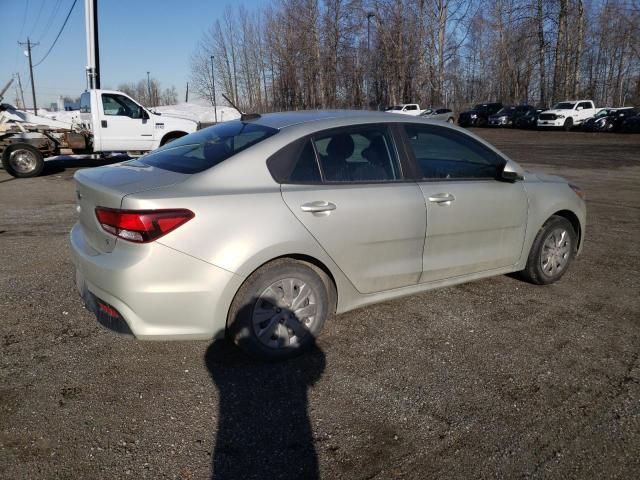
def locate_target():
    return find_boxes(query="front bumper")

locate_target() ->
[70,223,244,340]
[537,119,566,128]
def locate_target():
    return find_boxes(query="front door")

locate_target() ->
[400,123,528,282]
[97,93,154,151]
[280,125,426,294]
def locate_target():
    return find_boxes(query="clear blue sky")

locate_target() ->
[0,0,267,108]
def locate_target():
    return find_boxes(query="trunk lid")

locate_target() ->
[73,161,190,253]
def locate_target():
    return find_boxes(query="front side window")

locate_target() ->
[552,102,576,110]
[312,126,401,183]
[403,125,503,180]
[578,102,592,110]
[101,94,143,118]
[138,121,278,174]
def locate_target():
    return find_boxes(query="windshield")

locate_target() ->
[137,121,278,174]
[594,109,613,118]
[552,102,576,110]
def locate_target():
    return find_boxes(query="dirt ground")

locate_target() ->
[1,128,639,479]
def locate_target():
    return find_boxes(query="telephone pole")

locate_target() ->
[185,82,189,103]
[15,73,26,110]
[18,38,39,115]
[210,55,217,123]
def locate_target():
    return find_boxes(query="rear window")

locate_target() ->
[138,121,278,174]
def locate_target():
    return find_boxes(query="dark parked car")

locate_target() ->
[583,107,638,132]
[621,112,640,133]
[488,105,538,127]
[458,102,503,127]
[514,107,544,129]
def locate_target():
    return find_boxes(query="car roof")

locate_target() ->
[249,110,401,130]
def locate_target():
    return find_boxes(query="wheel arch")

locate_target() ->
[160,130,188,146]
[551,209,582,251]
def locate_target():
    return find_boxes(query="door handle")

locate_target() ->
[428,193,455,205]
[300,201,336,213]
[101,120,107,128]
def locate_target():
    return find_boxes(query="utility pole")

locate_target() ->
[16,73,26,110]
[210,55,218,123]
[18,38,39,115]
[185,82,189,103]
[147,71,152,106]
[84,0,101,89]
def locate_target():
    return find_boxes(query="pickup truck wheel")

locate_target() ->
[563,118,573,131]
[2,144,45,178]
[520,215,577,285]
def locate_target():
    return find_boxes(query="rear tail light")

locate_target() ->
[95,207,194,243]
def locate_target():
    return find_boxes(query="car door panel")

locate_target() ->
[99,93,154,151]
[281,183,426,294]
[418,180,528,282]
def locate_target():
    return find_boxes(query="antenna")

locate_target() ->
[221,93,260,121]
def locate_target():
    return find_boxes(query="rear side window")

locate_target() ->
[403,125,503,180]
[139,121,278,174]
[313,126,400,182]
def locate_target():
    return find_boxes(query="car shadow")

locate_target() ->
[204,306,326,479]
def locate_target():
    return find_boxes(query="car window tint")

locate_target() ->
[289,140,321,183]
[403,125,502,180]
[138,121,278,174]
[313,127,400,183]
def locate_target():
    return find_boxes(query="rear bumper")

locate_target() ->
[69,223,244,340]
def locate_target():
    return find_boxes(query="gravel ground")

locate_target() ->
[1,129,639,479]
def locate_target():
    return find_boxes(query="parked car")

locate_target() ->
[70,111,586,361]
[514,108,544,129]
[537,100,597,130]
[458,102,503,127]
[621,112,640,133]
[488,105,538,127]
[385,104,423,115]
[582,107,637,132]
[419,107,455,123]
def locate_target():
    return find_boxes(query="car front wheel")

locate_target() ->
[227,259,335,360]
[520,215,577,285]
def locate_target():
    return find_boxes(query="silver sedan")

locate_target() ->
[70,111,586,360]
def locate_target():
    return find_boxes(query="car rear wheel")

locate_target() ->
[520,215,577,285]
[227,259,335,361]
[2,144,45,178]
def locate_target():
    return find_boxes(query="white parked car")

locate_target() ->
[537,100,597,130]
[385,104,423,116]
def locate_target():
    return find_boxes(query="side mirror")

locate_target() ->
[501,170,523,182]
[577,106,583,111]
[141,109,150,120]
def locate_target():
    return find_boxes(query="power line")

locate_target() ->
[33,0,78,68]
[37,0,64,42]
[29,0,46,37]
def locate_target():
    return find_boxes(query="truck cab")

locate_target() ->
[79,90,198,152]
[385,104,423,116]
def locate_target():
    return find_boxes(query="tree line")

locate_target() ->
[117,76,178,107]
[191,0,639,112]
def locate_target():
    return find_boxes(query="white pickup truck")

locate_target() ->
[385,104,424,116]
[537,100,597,130]
[1,89,198,178]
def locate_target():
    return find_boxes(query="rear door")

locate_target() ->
[278,124,426,294]
[399,124,528,282]
[96,93,154,151]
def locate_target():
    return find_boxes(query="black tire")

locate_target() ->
[477,117,488,127]
[563,118,573,131]
[1,144,45,178]
[520,215,577,285]
[227,259,335,361]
